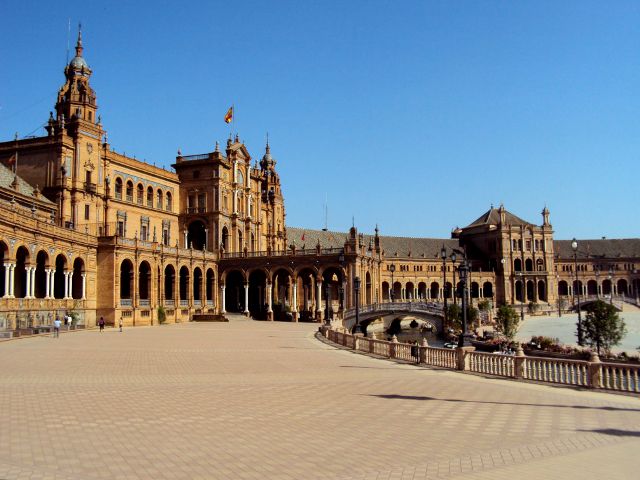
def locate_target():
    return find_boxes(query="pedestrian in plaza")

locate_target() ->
[411,340,420,364]
[53,316,61,338]
[98,316,105,332]
[119,317,123,333]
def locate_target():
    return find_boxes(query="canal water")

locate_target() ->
[516,309,640,355]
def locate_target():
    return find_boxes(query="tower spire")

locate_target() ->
[76,23,83,57]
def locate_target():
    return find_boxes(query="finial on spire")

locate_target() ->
[234,133,239,143]
[75,23,83,57]
[214,141,219,152]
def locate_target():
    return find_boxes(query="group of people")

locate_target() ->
[52,315,123,338]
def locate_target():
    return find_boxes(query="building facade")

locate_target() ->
[1,33,638,332]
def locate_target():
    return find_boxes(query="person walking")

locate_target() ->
[98,317,105,332]
[119,317,123,333]
[53,316,61,338]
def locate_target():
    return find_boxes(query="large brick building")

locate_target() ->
[1,32,638,331]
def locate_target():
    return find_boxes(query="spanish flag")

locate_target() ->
[224,106,233,124]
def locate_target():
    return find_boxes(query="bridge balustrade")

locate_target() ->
[322,328,640,394]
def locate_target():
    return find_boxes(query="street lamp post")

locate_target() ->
[572,238,584,346]
[353,276,361,334]
[389,264,396,302]
[441,245,448,329]
[457,258,471,347]
[450,252,457,306]
[517,272,525,322]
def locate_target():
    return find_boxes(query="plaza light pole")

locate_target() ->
[517,272,525,322]
[441,245,448,329]
[572,238,584,346]
[389,264,396,302]
[353,276,361,334]
[450,252,457,306]
[457,258,471,347]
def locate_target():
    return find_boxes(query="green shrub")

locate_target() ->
[157,306,167,324]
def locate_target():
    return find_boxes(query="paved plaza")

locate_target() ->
[1,318,639,480]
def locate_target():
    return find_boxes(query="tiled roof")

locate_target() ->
[466,207,529,228]
[0,162,54,204]
[554,239,640,260]
[286,227,459,259]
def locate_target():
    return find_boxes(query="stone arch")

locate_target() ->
[0,240,8,296]
[53,253,68,299]
[430,281,440,300]
[14,246,30,299]
[526,280,535,301]
[224,269,245,313]
[179,266,190,302]
[444,281,453,300]
[514,258,522,272]
[296,267,317,320]
[536,258,544,271]
[248,269,267,318]
[164,264,175,301]
[417,282,427,301]
[558,280,569,296]
[617,279,628,296]
[602,279,612,296]
[525,258,533,272]
[34,250,49,299]
[392,281,402,302]
[193,267,202,302]
[470,281,480,298]
[587,279,597,296]
[206,268,215,305]
[405,282,415,301]
[382,281,390,300]
[515,280,523,302]
[72,257,85,299]
[365,271,372,304]
[482,281,493,298]
[138,260,151,301]
[321,266,344,315]
[537,280,547,302]
[120,259,134,300]
[187,220,207,250]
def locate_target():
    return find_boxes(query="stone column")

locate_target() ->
[25,267,32,298]
[266,282,273,321]
[81,273,87,299]
[65,271,72,299]
[221,285,226,314]
[316,280,322,318]
[44,269,51,298]
[291,280,298,322]
[243,283,250,316]
[30,267,36,298]
[3,263,12,297]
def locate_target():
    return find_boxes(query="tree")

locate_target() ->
[495,305,519,340]
[446,304,461,331]
[583,300,626,355]
[157,306,167,324]
[477,299,491,311]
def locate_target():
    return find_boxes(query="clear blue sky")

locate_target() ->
[1,1,638,240]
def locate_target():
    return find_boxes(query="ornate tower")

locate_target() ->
[259,141,286,252]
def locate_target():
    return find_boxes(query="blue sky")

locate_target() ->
[1,0,638,240]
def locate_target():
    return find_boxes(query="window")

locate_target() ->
[115,178,123,199]
[84,204,90,220]
[126,181,133,202]
[166,192,172,211]
[137,184,144,205]
[117,211,127,237]
[526,240,531,251]
[156,189,163,209]
[162,220,170,246]
[117,221,125,236]
[146,187,153,207]
[140,216,150,241]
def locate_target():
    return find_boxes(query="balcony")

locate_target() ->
[186,207,207,214]
[120,299,132,307]
[84,182,97,193]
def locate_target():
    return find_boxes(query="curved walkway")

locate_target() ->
[0,318,638,479]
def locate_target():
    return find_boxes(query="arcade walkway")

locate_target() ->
[0,318,638,479]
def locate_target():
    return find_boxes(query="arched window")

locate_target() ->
[126,181,133,202]
[136,184,144,205]
[146,186,153,207]
[166,192,172,211]
[115,178,123,199]
[156,189,163,209]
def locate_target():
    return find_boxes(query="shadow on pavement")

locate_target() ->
[368,394,640,412]
[578,428,640,437]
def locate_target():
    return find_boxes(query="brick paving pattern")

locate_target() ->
[1,317,639,479]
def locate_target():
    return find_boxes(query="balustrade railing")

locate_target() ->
[322,328,640,394]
